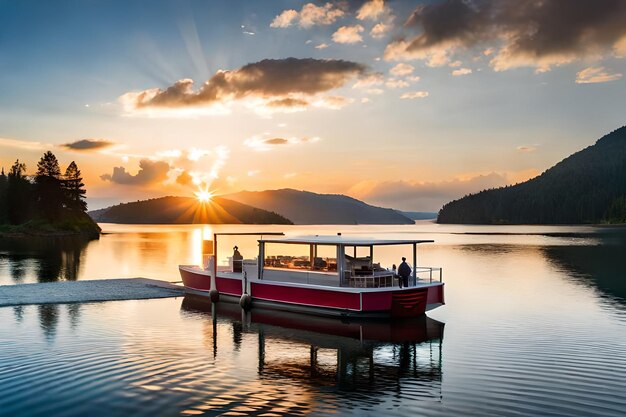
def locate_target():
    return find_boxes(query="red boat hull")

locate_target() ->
[179,266,444,318]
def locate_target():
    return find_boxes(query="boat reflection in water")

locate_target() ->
[181,294,444,405]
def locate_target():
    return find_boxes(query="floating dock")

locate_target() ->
[0,278,184,307]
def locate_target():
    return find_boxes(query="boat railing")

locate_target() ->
[345,270,395,288]
[414,266,443,284]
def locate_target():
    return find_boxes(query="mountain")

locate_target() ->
[438,126,626,224]
[89,196,292,224]
[399,211,438,220]
[225,189,414,224]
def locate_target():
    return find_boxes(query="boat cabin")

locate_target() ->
[252,235,437,288]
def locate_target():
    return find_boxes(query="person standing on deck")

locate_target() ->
[398,257,411,288]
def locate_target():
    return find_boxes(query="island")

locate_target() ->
[89,196,292,224]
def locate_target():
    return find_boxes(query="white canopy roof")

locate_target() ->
[258,235,434,246]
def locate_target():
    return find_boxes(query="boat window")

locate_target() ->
[264,243,337,273]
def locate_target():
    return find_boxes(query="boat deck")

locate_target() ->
[212,269,442,293]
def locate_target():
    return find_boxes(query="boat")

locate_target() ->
[179,232,445,318]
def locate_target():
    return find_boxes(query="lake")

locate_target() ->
[1,223,625,416]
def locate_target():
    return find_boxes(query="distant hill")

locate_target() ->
[438,126,626,224]
[225,189,414,224]
[89,196,292,224]
[399,211,437,221]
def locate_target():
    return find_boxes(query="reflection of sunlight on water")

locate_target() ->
[201,225,213,241]
[191,228,203,266]
[2,223,617,285]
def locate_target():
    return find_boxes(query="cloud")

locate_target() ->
[156,149,183,159]
[316,95,353,109]
[357,0,386,21]
[187,147,213,161]
[401,91,429,99]
[390,63,414,76]
[575,66,623,84]
[240,25,255,36]
[270,3,345,28]
[264,138,289,145]
[616,37,626,57]
[121,58,368,116]
[175,170,193,186]
[370,22,390,39]
[517,145,537,153]
[98,145,230,193]
[386,78,409,88]
[451,68,472,76]
[332,25,364,44]
[348,172,511,211]
[265,97,310,109]
[100,159,170,186]
[61,139,115,151]
[270,9,298,28]
[315,43,329,49]
[0,137,48,151]
[352,73,385,88]
[244,135,320,152]
[385,0,626,72]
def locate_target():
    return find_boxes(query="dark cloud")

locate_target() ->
[404,0,491,47]
[121,58,368,111]
[264,138,289,145]
[244,135,320,151]
[100,159,170,185]
[386,0,626,71]
[266,97,309,108]
[61,139,115,151]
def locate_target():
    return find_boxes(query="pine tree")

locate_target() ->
[63,161,87,212]
[7,159,32,224]
[35,151,63,220]
[0,167,8,224]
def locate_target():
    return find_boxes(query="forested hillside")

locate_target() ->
[438,126,626,224]
[226,189,414,224]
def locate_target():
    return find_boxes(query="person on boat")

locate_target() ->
[398,257,411,288]
[233,245,243,273]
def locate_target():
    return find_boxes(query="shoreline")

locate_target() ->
[0,229,100,239]
[0,278,182,307]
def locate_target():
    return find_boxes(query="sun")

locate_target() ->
[194,188,213,203]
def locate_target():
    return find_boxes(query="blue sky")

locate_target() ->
[1,0,625,210]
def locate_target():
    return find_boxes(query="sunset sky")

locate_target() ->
[1,0,625,211]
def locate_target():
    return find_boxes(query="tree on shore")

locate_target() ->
[1,152,92,228]
[63,161,87,212]
[35,151,64,221]
[0,168,7,223]
[6,159,33,224]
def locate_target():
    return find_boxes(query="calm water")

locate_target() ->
[1,223,626,416]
